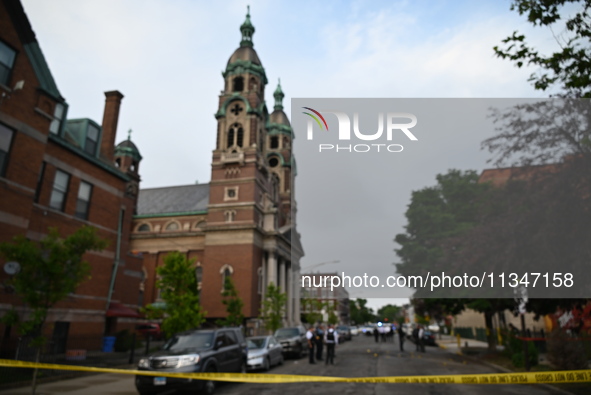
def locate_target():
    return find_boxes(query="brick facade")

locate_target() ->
[0,0,144,354]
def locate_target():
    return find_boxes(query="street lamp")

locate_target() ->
[301,260,340,273]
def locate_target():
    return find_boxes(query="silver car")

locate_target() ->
[246,335,284,371]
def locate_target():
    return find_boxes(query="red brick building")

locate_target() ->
[0,0,144,352]
[131,9,304,331]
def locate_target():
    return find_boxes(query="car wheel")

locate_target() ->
[201,366,216,395]
[263,357,270,371]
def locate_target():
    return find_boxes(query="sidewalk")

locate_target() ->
[436,334,503,354]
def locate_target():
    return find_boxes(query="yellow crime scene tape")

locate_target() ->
[0,359,590,384]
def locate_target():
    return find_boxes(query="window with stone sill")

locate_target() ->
[0,40,16,87]
[225,186,238,201]
[74,181,92,220]
[49,169,70,211]
[49,103,65,135]
[0,123,14,177]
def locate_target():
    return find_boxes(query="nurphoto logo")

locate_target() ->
[302,107,418,153]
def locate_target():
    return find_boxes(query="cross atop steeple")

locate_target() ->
[240,5,255,48]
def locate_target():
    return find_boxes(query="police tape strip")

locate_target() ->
[0,359,590,384]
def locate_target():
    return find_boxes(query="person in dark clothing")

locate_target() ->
[325,325,338,365]
[397,325,405,351]
[412,327,420,351]
[315,325,324,361]
[373,327,379,343]
[306,327,315,364]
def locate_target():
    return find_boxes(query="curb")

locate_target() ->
[439,345,576,395]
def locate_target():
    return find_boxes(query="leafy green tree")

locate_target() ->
[395,169,492,286]
[494,0,591,98]
[395,170,516,350]
[377,304,402,323]
[327,310,339,325]
[349,298,375,324]
[0,226,108,394]
[216,276,244,327]
[302,298,324,325]
[260,283,287,333]
[149,252,206,337]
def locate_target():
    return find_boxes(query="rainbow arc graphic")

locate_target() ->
[302,107,329,131]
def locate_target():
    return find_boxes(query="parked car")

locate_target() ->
[336,325,352,342]
[349,326,360,336]
[361,325,375,336]
[135,327,247,395]
[246,335,283,371]
[135,323,163,340]
[422,330,437,346]
[274,326,308,358]
[428,323,440,333]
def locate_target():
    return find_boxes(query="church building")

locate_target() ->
[130,9,304,330]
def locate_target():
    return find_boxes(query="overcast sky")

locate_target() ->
[21,0,564,312]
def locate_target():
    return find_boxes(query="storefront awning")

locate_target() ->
[106,302,142,318]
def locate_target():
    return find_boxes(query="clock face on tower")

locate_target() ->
[3,261,21,275]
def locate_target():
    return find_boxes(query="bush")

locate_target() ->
[114,329,142,352]
[510,341,538,368]
[546,329,588,370]
[504,331,538,368]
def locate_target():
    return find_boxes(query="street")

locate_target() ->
[1,335,568,395]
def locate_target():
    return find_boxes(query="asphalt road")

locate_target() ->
[1,335,572,395]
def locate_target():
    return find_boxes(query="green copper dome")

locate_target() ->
[240,5,255,48]
[115,130,142,161]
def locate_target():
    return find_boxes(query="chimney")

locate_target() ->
[101,90,124,162]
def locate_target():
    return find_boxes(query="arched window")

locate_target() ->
[137,223,150,232]
[195,263,203,294]
[220,264,234,291]
[224,210,236,222]
[233,77,244,92]
[165,222,179,231]
[227,123,244,148]
[195,220,206,230]
[270,136,279,149]
[269,157,279,168]
[249,77,257,91]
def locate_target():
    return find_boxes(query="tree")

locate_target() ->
[395,169,492,288]
[216,276,244,327]
[260,283,287,333]
[148,252,206,337]
[377,304,402,323]
[302,298,324,325]
[349,298,375,324]
[394,170,518,350]
[0,226,108,394]
[494,0,591,98]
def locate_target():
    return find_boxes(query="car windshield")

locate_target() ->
[275,328,298,338]
[163,332,214,351]
[247,338,266,349]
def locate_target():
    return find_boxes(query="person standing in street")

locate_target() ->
[315,325,324,361]
[306,327,316,364]
[412,326,420,351]
[418,325,426,353]
[373,326,379,343]
[325,324,338,365]
[397,325,405,351]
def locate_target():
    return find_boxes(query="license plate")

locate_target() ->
[154,377,166,386]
